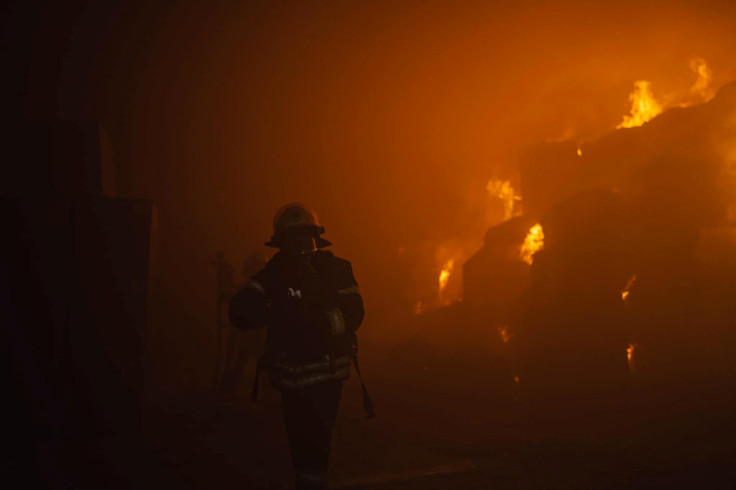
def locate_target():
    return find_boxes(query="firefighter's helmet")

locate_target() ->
[265,203,332,249]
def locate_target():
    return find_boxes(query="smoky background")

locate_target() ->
[4,0,736,398]
[4,1,736,488]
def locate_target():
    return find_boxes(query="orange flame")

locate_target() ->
[486,179,519,221]
[626,342,636,372]
[438,259,454,297]
[621,274,637,301]
[617,80,662,129]
[520,224,544,265]
[498,325,511,343]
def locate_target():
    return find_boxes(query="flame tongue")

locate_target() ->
[618,80,662,129]
[627,342,636,373]
[616,59,713,130]
[487,179,519,221]
[520,224,544,265]
[438,259,455,298]
[621,274,637,301]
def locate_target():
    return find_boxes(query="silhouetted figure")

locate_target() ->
[229,203,365,490]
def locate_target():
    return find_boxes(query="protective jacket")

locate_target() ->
[228,250,364,390]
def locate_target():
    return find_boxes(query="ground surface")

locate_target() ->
[73,343,736,490]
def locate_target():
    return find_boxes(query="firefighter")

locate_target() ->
[228,203,365,490]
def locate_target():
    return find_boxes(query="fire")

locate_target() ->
[576,145,582,157]
[621,274,637,301]
[486,179,519,221]
[520,224,544,265]
[617,80,662,129]
[430,241,478,308]
[498,325,510,343]
[414,301,425,315]
[615,59,714,131]
[626,342,636,372]
[438,259,454,297]
[689,58,714,102]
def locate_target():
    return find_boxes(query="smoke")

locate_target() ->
[9,1,736,377]
[689,58,715,101]
[133,1,736,345]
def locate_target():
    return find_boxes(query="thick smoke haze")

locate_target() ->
[5,0,736,384]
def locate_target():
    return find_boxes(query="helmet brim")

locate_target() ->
[265,229,332,249]
[265,238,332,249]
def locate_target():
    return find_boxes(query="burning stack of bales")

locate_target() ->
[389,82,736,413]
[507,81,736,404]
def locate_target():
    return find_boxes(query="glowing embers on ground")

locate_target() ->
[520,224,544,265]
[617,81,662,129]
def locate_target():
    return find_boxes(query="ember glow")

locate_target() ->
[425,242,480,310]
[627,343,636,372]
[617,80,662,129]
[616,59,714,131]
[498,325,511,343]
[438,259,455,298]
[414,301,425,315]
[621,274,637,301]
[520,224,544,265]
[487,179,519,221]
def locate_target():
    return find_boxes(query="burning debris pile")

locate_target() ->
[514,189,633,400]
[519,80,736,394]
[399,76,736,407]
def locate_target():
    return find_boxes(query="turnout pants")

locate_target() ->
[281,380,343,490]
